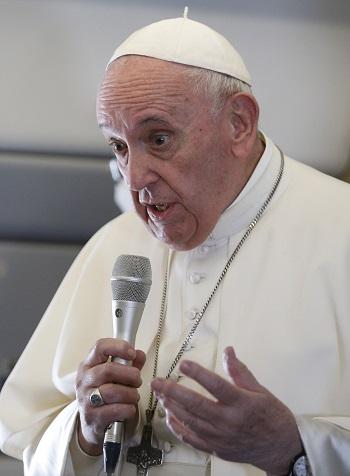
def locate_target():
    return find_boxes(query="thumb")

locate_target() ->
[223,346,262,392]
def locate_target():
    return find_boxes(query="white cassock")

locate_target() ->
[1,135,350,476]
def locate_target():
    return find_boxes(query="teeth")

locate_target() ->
[155,203,168,211]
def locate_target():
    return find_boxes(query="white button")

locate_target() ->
[187,309,199,320]
[164,441,173,453]
[189,272,201,284]
[158,406,166,418]
[199,245,209,255]
[189,272,206,284]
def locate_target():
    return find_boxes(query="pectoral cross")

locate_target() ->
[127,410,163,475]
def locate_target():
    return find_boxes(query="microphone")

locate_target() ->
[103,254,152,476]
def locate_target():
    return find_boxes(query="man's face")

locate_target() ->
[97,56,245,251]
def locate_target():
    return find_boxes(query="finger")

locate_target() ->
[178,360,240,404]
[86,361,142,388]
[132,349,146,371]
[161,396,219,438]
[84,402,137,434]
[100,402,137,423]
[98,383,140,405]
[152,378,218,420]
[166,414,213,455]
[223,346,262,392]
[85,338,137,367]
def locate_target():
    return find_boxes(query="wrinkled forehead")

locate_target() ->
[100,55,192,92]
[97,56,203,129]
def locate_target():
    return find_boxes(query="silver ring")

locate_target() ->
[89,387,105,407]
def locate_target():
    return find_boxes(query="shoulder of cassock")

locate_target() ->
[0,211,165,459]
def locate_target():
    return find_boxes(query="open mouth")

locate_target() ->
[154,203,169,212]
[149,203,170,212]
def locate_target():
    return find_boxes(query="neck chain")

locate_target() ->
[127,149,284,474]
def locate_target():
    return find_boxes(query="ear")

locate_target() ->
[225,92,260,158]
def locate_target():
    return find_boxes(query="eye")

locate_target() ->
[110,140,126,154]
[109,140,128,167]
[152,134,170,147]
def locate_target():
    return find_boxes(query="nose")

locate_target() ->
[123,151,159,192]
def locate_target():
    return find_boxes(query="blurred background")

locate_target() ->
[0,0,349,471]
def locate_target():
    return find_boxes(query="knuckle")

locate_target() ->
[76,361,88,382]
[104,362,118,381]
[128,388,140,403]
[132,368,142,386]
[125,365,141,386]
[115,386,139,403]
[75,370,92,399]
[112,403,136,421]
[214,378,229,396]
[128,404,137,418]
[103,384,122,404]
[103,362,141,387]
[117,339,130,353]
[93,338,106,354]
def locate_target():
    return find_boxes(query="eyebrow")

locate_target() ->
[137,116,171,127]
[98,115,172,131]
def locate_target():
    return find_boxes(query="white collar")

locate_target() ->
[198,134,284,248]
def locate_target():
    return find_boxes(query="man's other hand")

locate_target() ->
[151,346,303,475]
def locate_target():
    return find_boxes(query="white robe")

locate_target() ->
[1,136,350,476]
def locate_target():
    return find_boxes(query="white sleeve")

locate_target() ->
[296,416,350,475]
[0,222,113,475]
[23,399,123,476]
[21,399,102,476]
[69,420,103,476]
[23,399,142,476]
[23,401,78,476]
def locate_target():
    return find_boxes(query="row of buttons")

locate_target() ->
[189,272,206,284]
[158,245,212,457]
[157,247,211,457]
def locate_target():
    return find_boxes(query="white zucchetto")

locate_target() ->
[107,9,252,86]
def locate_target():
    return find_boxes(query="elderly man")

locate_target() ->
[1,12,350,476]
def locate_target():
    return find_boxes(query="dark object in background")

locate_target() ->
[0,151,120,373]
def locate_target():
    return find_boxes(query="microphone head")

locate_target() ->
[111,255,152,303]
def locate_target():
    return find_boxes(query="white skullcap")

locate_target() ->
[107,8,252,86]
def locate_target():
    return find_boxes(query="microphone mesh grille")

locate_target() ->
[111,255,152,303]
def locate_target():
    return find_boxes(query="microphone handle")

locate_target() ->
[103,357,129,476]
[104,300,144,475]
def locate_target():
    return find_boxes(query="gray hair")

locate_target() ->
[183,66,253,115]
